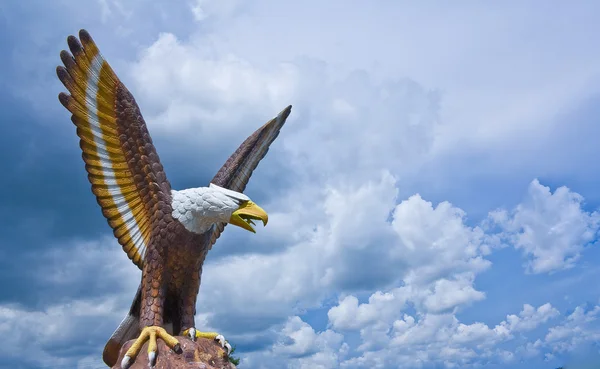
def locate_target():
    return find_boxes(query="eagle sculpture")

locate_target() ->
[55,29,292,368]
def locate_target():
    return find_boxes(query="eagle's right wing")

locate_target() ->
[56,30,171,269]
[208,105,292,248]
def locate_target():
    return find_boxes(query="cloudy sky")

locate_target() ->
[2,1,600,368]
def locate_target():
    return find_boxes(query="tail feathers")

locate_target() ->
[103,284,142,367]
[102,313,140,367]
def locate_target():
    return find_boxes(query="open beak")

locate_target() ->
[229,201,269,233]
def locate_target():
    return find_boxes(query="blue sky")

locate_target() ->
[1,1,600,368]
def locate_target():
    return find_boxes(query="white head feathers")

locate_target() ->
[171,186,249,234]
[208,183,250,202]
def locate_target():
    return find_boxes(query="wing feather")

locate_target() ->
[56,29,171,269]
[208,105,292,248]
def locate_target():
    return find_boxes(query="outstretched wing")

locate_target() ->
[208,105,292,248]
[56,29,171,269]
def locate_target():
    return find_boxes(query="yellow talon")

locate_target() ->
[182,328,221,340]
[182,328,231,355]
[121,326,181,369]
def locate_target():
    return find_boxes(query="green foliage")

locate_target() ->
[228,345,241,366]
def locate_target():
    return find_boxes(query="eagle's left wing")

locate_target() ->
[208,105,292,248]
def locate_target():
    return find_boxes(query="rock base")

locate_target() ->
[112,336,236,369]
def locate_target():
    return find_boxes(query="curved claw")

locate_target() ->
[187,328,197,342]
[148,351,157,367]
[121,355,132,369]
[215,334,226,348]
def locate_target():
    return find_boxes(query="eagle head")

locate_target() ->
[171,184,268,234]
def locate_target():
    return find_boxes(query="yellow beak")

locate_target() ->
[229,201,269,233]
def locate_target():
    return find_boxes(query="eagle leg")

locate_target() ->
[182,328,232,355]
[121,326,182,369]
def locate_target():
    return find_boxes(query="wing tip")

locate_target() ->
[79,29,100,51]
[280,104,292,118]
[65,29,97,55]
[59,49,75,68]
[57,92,70,108]
[66,34,83,56]
[266,104,293,129]
[56,65,71,86]
[79,29,92,42]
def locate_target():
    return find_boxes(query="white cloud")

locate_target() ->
[0,298,123,367]
[330,302,559,368]
[507,303,600,363]
[517,339,544,358]
[500,303,560,332]
[130,32,297,136]
[197,172,578,368]
[96,0,129,23]
[544,304,600,354]
[0,238,139,367]
[198,173,402,330]
[328,292,405,332]
[154,0,600,159]
[189,0,241,22]
[240,316,347,369]
[198,172,498,337]
[391,195,493,287]
[128,31,442,191]
[273,317,344,358]
[422,275,485,313]
[490,179,600,274]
